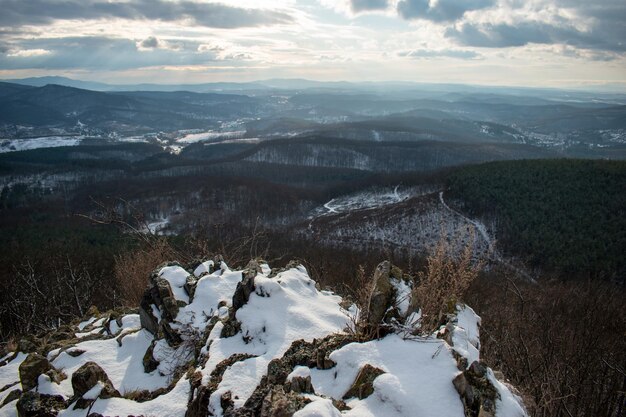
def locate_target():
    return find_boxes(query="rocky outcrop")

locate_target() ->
[343,364,385,400]
[18,353,54,391]
[71,361,119,399]
[0,257,526,417]
[454,361,499,417]
[16,391,66,417]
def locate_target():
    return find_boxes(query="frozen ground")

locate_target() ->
[0,260,526,417]
[0,136,85,153]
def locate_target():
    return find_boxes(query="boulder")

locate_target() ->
[365,261,395,327]
[71,361,119,399]
[343,364,385,400]
[19,353,53,391]
[231,260,262,313]
[454,361,499,417]
[285,375,314,394]
[260,386,309,417]
[16,391,66,417]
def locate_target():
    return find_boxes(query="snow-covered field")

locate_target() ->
[176,130,246,144]
[311,185,438,218]
[0,136,85,153]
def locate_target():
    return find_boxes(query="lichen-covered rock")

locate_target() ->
[19,353,53,391]
[259,385,309,417]
[71,361,119,399]
[454,361,499,417]
[343,364,385,399]
[364,261,396,331]
[16,391,66,417]
[285,374,313,394]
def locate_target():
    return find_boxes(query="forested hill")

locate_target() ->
[446,159,625,281]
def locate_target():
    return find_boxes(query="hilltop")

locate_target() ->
[0,258,526,417]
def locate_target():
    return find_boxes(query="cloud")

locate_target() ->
[397,0,495,22]
[398,48,481,59]
[0,0,294,29]
[0,36,230,70]
[140,36,159,49]
[350,0,389,13]
[446,19,626,53]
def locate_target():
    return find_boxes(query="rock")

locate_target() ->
[185,385,211,417]
[365,261,395,328]
[285,375,314,394]
[142,341,159,373]
[1,388,21,406]
[185,275,198,302]
[343,364,385,399]
[156,278,180,320]
[231,260,261,313]
[19,353,53,391]
[71,361,119,399]
[454,361,500,417]
[16,391,66,417]
[17,336,40,354]
[139,293,159,335]
[260,386,309,417]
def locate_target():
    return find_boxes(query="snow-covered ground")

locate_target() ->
[176,130,246,144]
[0,136,85,153]
[311,185,438,218]
[0,260,527,417]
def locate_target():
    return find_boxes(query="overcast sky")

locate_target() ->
[0,0,624,89]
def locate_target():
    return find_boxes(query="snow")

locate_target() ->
[51,329,169,397]
[58,376,191,417]
[0,353,27,396]
[287,366,311,381]
[452,305,481,366]
[177,130,245,144]
[108,313,141,335]
[177,269,243,330]
[0,260,527,417]
[204,265,351,415]
[315,186,419,217]
[309,334,464,417]
[294,398,342,417]
[488,371,528,417]
[0,400,17,417]
[390,277,411,316]
[77,316,96,331]
[194,260,214,277]
[0,136,83,153]
[158,265,191,303]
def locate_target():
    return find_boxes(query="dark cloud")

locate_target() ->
[140,36,159,49]
[0,36,235,70]
[446,19,626,53]
[0,0,293,29]
[397,0,495,22]
[350,0,389,13]
[398,48,481,59]
[442,0,626,53]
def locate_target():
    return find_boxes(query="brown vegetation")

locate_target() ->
[467,272,626,417]
[413,230,483,333]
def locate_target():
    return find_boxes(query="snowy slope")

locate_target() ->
[0,258,527,417]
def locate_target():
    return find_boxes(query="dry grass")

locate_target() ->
[413,228,483,333]
[114,238,178,306]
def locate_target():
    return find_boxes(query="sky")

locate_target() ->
[0,0,625,89]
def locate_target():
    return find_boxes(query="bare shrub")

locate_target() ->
[413,228,483,333]
[114,238,178,306]
[467,273,626,417]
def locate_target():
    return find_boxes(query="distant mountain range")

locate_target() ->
[3,76,626,103]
